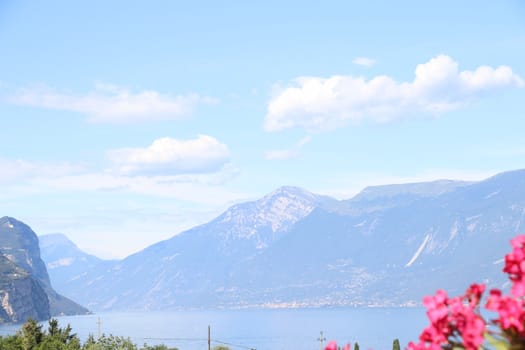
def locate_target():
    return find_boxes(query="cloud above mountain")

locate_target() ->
[8,83,215,123]
[264,136,312,160]
[107,135,231,176]
[0,158,85,183]
[352,57,376,67]
[264,55,524,132]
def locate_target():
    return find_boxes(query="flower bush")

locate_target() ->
[409,235,525,350]
[325,340,350,350]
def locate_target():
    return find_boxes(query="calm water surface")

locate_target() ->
[0,308,427,350]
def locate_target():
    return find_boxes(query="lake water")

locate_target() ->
[0,308,428,350]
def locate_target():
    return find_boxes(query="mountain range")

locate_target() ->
[37,169,525,311]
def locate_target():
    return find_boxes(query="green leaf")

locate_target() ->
[484,332,509,350]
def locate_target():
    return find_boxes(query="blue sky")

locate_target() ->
[1,1,524,258]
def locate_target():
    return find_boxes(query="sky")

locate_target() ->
[1,1,524,259]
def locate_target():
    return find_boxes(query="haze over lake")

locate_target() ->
[1,308,427,350]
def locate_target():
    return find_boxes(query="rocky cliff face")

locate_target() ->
[0,276,50,323]
[0,254,50,323]
[0,216,88,323]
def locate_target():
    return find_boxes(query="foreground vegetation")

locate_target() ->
[0,318,177,350]
[408,234,525,350]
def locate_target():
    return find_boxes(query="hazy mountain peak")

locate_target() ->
[262,186,317,201]
[352,179,472,201]
[1,216,25,229]
[216,186,325,239]
[39,233,104,267]
[39,233,75,249]
[482,168,525,184]
[0,216,45,278]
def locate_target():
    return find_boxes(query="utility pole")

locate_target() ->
[318,331,326,350]
[97,317,101,339]
[208,325,211,350]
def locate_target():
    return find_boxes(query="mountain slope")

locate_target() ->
[39,233,116,303]
[0,217,89,320]
[45,186,340,310]
[229,170,525,307]
[0,254,50,323]
[42,169,525,310]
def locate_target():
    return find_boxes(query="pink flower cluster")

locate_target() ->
[486,289,525,335]
[409,234,525,350]
[503,235,525,297]
[408,285,486,350]
[325,340,350,350]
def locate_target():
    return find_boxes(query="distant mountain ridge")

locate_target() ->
[352,179,472,200]
[0,217,89,322]
[39,233,115,303]
[39,169,525,311]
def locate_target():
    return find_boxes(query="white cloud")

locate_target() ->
[264,149,297,161]
[107,135,231,175]
[264,55,524,132]
[0,137,239,205]
[0,158,84,183]
[265,136,312,160]
[0,157,240,203]
[9,83,215,123]
[352,57,376,67]
[31,171,243,205]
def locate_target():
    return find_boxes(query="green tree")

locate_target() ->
[354,342,360,350]
[392,339,400,350]
[47,319,60,339]
[1,320,180,350]
[36,337,67,350]
[84,335,137,350]
[0,335,23,350]
[141,345,178,350]
[18,319,43,350]
[81,335,96,350]
[66,337,81,350]
[46,318,79,348]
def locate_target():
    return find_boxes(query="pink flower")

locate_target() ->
[511,275,525,297]
[486,287,525,335]
[504,235,525,297]
[446,294,486,350]
[325,340,338,350]
[342,343,351,350]
[423,290,449,326]
[485,289,502,310]
[407,341,441,350]
[511,235,525,250]
[461,316,485,350]
[498,299,524,332]
[407,234,525,350]
[419,325,448,344]
[464,283,485,307]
